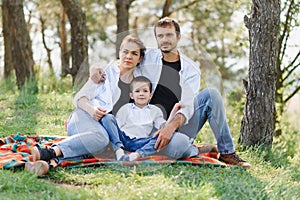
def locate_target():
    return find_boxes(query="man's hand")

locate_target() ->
[153,113,186,151]
[90,65,106,84]
[153,124,176,152]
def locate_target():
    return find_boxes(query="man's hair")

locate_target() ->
[120,34,146,58]
[130,76,152,92]
[154,17,181,37]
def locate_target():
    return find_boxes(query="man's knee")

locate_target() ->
[167,133,192,159]
[199,87,223,107]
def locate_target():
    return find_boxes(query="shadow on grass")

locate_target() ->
[12,82,40,135]
[45,163,270,199]
[174,165,269,199]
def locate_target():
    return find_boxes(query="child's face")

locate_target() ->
[130,82,152,108]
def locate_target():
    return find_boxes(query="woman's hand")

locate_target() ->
[90,65,106,84]
[78,97,107,121]
[90,107,107,121]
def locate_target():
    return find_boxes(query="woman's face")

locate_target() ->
[119,41,142,70]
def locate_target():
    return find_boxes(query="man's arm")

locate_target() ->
[166,103,184,124]
[153,113,186,151]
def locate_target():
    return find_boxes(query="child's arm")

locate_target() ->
[115,104,130,128]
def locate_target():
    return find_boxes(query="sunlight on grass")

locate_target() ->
[0,80,299,199]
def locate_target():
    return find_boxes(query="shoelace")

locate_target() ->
[232,154,245,162]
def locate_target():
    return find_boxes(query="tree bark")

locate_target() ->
[3,0,35,89]
[60,0,88,89]
[240,0,280,146]
[60,6,70,77]
[115,0,134,58]
[162,0,172,18]
[1,0,13,78]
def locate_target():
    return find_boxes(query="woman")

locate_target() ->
[25,35,147,175]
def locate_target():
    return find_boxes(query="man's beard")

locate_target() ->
[161,49,172,53]
[160,44,176,53]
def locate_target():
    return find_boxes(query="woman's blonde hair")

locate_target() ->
[120,35,146,58]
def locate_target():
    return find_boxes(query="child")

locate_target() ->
[100,76,181,161]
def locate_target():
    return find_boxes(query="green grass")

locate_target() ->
[0,80,299,200]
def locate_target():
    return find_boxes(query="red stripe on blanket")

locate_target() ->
[1,134,226,169]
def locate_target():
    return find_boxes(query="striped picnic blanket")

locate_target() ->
[0,133,226,169]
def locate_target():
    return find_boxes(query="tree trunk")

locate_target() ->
[60,6,70,77]
[115,0,133,58]
[1,0,13,78]
[240,0,280,146]
[162,0,172,18]
[3,0,35,89]
[40,16,54,77]
[60,0,88,90]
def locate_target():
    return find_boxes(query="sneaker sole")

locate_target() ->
[25,161,49,176]
[194,143,218,154]
[219,158,251,169]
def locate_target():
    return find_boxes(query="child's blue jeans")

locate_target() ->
[100,114,158,158]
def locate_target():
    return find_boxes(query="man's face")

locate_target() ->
[155,26,180,53]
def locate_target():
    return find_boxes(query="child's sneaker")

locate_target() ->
[119,155,130,161]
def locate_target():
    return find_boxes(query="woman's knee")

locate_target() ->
[96,125,110,144]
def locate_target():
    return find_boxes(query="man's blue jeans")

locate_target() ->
[179,88,235,154]
[100,114,158,158]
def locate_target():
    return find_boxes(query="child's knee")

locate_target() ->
[101,114,115,123]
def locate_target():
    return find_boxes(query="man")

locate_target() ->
[94,18,250,168]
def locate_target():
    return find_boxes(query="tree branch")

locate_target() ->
[167,0,202,16]
[282,51,300,82]
[162,0,172,18]
[284,84,300,103]
[279,0,294,62]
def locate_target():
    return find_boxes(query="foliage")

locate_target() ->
[0,78,73,136]
[276,0,300,114]
[1,80,299,199]
[180,0,250,82]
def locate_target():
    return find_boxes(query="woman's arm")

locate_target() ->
[77,97,106,121]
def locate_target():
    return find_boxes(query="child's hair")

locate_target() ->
[120,35,146,58]
[154,17,181,37]
[130,76,152,92]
